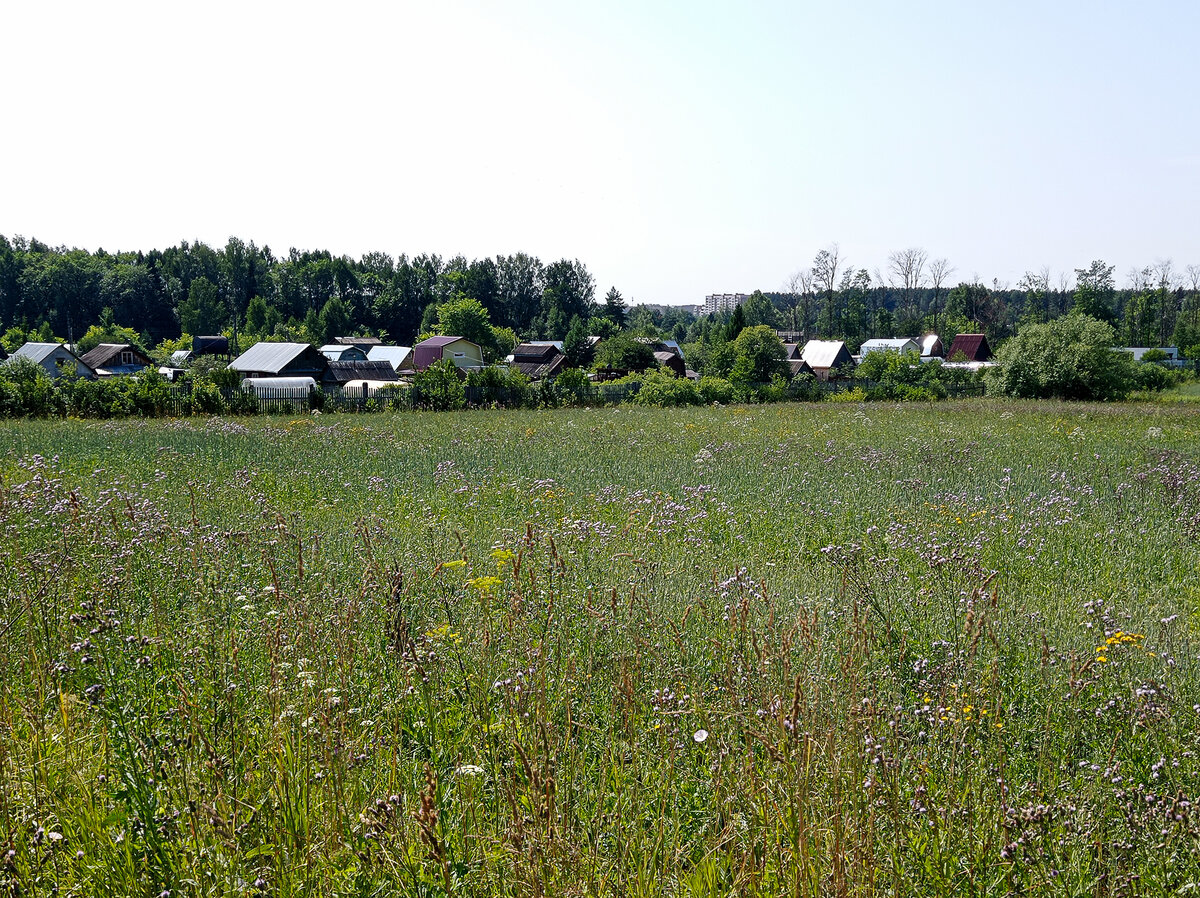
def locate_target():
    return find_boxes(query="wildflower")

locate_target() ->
[455,764,485,777]
[693,729,708,743]
[467,576,502,594]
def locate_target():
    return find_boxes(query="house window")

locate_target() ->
[121,351,135,365]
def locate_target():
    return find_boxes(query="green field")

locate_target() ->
[2,401,1200,896]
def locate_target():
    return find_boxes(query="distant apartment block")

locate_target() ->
[703,293,748,315]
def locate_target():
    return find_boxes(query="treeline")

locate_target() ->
[0,235,606,350]
[3,235,1199,362]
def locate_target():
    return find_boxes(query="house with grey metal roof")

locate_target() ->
[860,337,920,357]
[8,342,95,379]
[366,345,414,372]
[229,342,328,379]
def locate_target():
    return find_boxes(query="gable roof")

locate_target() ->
[413,336,482,370]
[801,340,853,370]
[946,333,992,362]
[860,337,919,355]
[12,342,67,364]
[79,343,153,371]
[335,335,382,347]
[230,342,324,375]
[921,334,943,357]
[366,345,413,370]
[319,344,368,361]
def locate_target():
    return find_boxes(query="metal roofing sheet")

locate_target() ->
[230,342,312,373]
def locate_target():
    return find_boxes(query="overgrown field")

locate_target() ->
[2,401,1200,896]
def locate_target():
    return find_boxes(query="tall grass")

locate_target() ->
[1,400,1199,895]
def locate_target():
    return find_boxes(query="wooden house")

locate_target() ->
[78,343,154,377]
[412,336,484,371]
[509,343,568,380]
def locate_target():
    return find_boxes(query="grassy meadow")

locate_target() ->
[2,400,1200,896]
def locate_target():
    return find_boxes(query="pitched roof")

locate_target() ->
[323,360,400,385]
[335,336,382,346]
[946,333,992,362]
[229,342,320,374]
[921,334,943,357]
[416,336,461,348]
[860,338,919,354]
[366,345,413,370]
[801,340,852,370]
[12,342,67,364]
[79,343,152,371]
[512,343,561,362]
[788,359,815,378]
[413,336,482,370]
[319,344,368,361]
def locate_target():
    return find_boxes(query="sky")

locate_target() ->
[3,0,1199,306]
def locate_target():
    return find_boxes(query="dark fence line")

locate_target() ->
[154,375,982,417]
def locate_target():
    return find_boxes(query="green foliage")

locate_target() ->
[562,316,593,368]
[178,276,227,336]
[466,365,532,408]
[593,334,657,372]
[728,325,788,389]
[435,294,510,362]
[697,375,734,404]
[632,369,702,407]
[75,307,146,354]
[412,359,466,410]
[987,314,1137,400]
[547,367,592,407]
[0,356,63,417]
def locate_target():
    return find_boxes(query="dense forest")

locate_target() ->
[1,235,1198,362]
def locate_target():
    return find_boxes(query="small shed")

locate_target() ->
[79,343,154,377]
[509,343,568,380]
[192,335,230,357]
[413,336,484,371]
[800,340,855,380]
[9,343,95,379]
[787,359,816,378]
[229,342,329,379]
[654,351,686,378]
[782,343,802,360]
[920,334,944,359]
[946,334,992,363]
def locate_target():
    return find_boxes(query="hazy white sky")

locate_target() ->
[3,0,1198,305]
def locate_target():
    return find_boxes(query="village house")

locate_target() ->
[229,342,329,379]
[319,344,368,362]
[321,360,400,389]
[78,343,155,377]
[860,337,920,357]
[412,336,485,371]
[800,340,855,380]
[9,342,96,379]
[945,333,992,363]
[920,334,944,359]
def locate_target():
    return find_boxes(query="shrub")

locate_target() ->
[412,360,466,411]
[550,367,593,407]
[697,376,734,404]
[986,314,1137,401]
[633,370,702,407]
